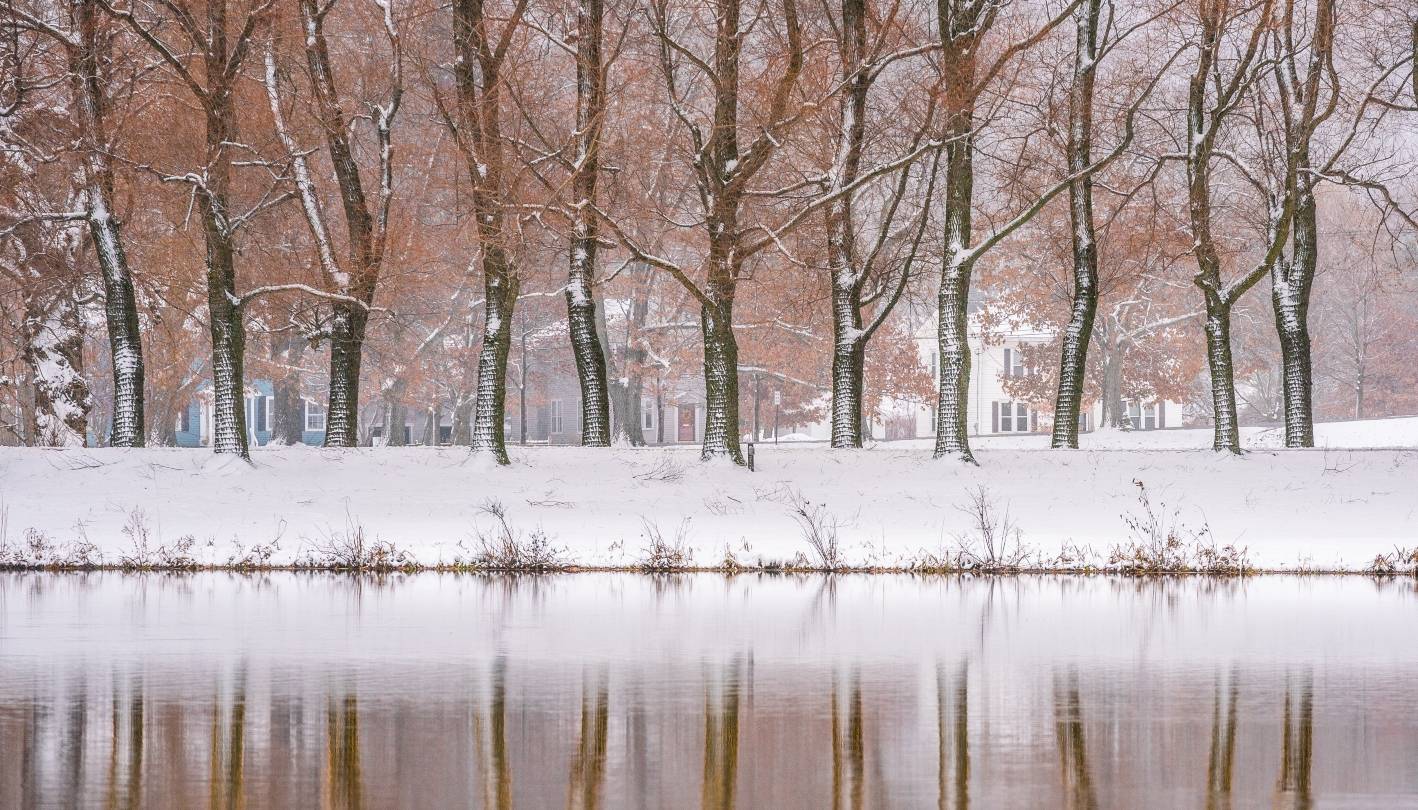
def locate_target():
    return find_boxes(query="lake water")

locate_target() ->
[0,573,1415,808]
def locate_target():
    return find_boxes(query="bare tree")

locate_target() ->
[439,0,530,465]
[1181,0,1296,454]
[1049,0,1104,448]
[821,0,940,449]
[566,0,612,445]
[262,0,402,448]
[102,0,283,458]
[603,0,807,464]
[5,0,145,446]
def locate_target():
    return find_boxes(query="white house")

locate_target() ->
[778,310,1181,442]
[882,315,1182,439]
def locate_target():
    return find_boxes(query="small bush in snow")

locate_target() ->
[1109,480,1247,574]
[0,527,102,569]
[633,456,684,483]
[301,516,412,572]
[469,499,569,572]
[119,510,198,570]
[638,518,693,572]
[953,487,1031,572]
[771,487,843,571]
[1367,547,1418,576]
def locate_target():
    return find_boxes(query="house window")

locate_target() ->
[1003,347,1026,378]
[930,351,938,378]
[641,398,655,431]
[550,400,563,434]
[304,400,327,432]
[1126,401,1159,430]
[254,396,269,433]
[177,407,191,434]
[996,401,1030,433]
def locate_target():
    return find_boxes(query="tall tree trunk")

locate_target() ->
[324,304,367,446]
[74,0,144,447]
[933,86,977,463]
[383,379,407,447]
[566,0,611,447]
[609,265,652,445]
[1051,0,1101,449]
[1202,295,1241,452]
[700,298,743,463]
[470,247,516,462]
[200,8,248,458]
[269,335,305,445]
[826,0,869,449]
[931,7,982,463]
[1271,187,1315,448]
[452,396,473,445]
[1100,345,1126,429]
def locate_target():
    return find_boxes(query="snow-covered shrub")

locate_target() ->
[119,510,197,570]
[470,499,569,571]
[953,487,1031,572]
[638,518,693,572]
[1367,547,1418,576]
[1109,480,1248,574]
[300,515,412,572]
[0,527,102,568]
[768,486,843,571]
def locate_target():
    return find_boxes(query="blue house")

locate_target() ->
[174,379,327,448]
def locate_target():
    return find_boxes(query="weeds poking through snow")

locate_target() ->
[0,527,103,568]
[119,509,197,570]
[1367,547,1418,576]
[633,456,684,483]
[953,487,1031,572]
[301,514,412,572]
[638,518,693,572]
[468,499,569,571]
[1109,480,1252,575]
[772,487,843,571]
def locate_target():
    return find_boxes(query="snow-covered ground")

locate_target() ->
[0,417,1414,572]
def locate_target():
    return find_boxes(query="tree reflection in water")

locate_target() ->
[0,572,1413,807]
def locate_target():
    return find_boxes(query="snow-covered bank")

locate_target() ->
[1,426,1415,572]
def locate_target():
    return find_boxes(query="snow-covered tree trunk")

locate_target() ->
[825,0,869,450]
[470,246,517,463]
[934,248,975,462]
[829,284,867,448]
[70,0,144,446]
[566,0,611,447]
[324,304,367,447]
[700,298,742,464]
[933,68,977,462]
[1051,0,1101,450]
[200,97,249,459]
[1202,297,1241,452]
[449,0,522,465]
[1271,188,1315,448]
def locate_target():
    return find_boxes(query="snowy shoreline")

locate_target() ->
[2,420,1415,574]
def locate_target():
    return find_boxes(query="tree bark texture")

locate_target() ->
[1051,0,1101,449]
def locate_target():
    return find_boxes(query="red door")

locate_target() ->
[677,406,696,443]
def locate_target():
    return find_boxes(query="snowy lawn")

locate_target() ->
[0,418,1414,572]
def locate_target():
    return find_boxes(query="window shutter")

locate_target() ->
[1158,401,1166,429]
[1029,407,1037,433]
[991,402,999,433]
[1003,348,1012,378]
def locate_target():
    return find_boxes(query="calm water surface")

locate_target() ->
[0,573,1415,808]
